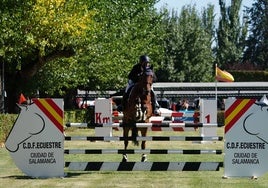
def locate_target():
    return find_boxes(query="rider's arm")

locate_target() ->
[128,64,140,82]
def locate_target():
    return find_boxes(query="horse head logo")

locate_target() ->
[5,104,45,152]
[243,96,268,144]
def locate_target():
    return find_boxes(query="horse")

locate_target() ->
[122,66,154,162]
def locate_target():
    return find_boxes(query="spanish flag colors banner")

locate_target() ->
[215,66,234,82]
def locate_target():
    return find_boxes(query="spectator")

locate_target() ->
[176,100,182,111]
[181,99,189,111]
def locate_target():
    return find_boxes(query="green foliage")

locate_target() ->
[20,0,162,95]
[0,0,96,68]
[64,108,94,124]
[28,57,87,96]
[229,70,268,82]
[157,5,215,82]
[0,114,17,143]
[80,0,162,90]
[244,0,268,69]
[0,0,100,112]
[0,0,263,112]
[216,0,248,67]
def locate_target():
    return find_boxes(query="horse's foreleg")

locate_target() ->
[140,128,147,162]
[122,127,129,162]
[123,127,129,150]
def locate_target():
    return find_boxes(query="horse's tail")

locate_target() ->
[131,126,139,146]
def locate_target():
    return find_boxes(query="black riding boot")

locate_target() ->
[122,87,132,110]
[151,90,160,115]
[122,93,128,110]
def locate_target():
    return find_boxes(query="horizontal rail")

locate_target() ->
[65,162,224,171]
[64,149,223,155]
[112,127,197,132]
[65,122,223,128]
[64,136,223,141]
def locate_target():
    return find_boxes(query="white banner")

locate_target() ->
[5,98,64,178]
[224,96,268,178]
[94,98,112,137]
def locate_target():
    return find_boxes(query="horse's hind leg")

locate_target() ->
[122,127,129,162]
[140,128,147,162]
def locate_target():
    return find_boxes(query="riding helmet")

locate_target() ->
[139,55,150,63]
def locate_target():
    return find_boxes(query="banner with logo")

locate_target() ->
[5,98,64,178]
[224,96,268,177]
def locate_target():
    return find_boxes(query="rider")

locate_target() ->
[123,55,160,115]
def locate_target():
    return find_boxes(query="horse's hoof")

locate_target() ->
[122,154,128,162]
[141,154,147,162]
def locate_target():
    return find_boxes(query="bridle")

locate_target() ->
[138,67,153,95]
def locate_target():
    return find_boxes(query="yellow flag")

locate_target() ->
[215,66,234,82]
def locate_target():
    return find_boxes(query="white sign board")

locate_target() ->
[224,96,268,178]
[200,99,217,137]
[5,98,64,178]
[94,98,112,136]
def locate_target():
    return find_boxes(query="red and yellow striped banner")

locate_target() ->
[225,99,255,134]
[33,98,63,133]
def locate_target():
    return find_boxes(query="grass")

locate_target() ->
[1,127,268,188]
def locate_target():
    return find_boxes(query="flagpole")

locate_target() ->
[215,64,234,109]
[215,64,218,104]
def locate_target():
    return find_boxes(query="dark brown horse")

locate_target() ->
[122,66,154,162]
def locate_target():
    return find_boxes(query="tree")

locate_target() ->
[157,5,215,82]
[244,0,268,69]
[78,0,162,91]
[1,0,165,112]
[215,0,248,68]
[0,0,97,112]
[33,0,162,92]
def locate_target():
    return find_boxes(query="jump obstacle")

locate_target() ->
[7,97,268,178]
[66,101,222,171]
[64,103,224,172]
[4,98,224,178]
[65,162,223,171]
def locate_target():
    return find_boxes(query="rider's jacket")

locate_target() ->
[128,63,143,83]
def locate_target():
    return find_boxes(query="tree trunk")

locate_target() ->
[4,47,75,113]
[6,72,23,113]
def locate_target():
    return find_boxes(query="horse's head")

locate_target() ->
[5,104,45,152]
[138,66,154,95]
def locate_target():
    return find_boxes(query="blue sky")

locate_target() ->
[155,0,254,20]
